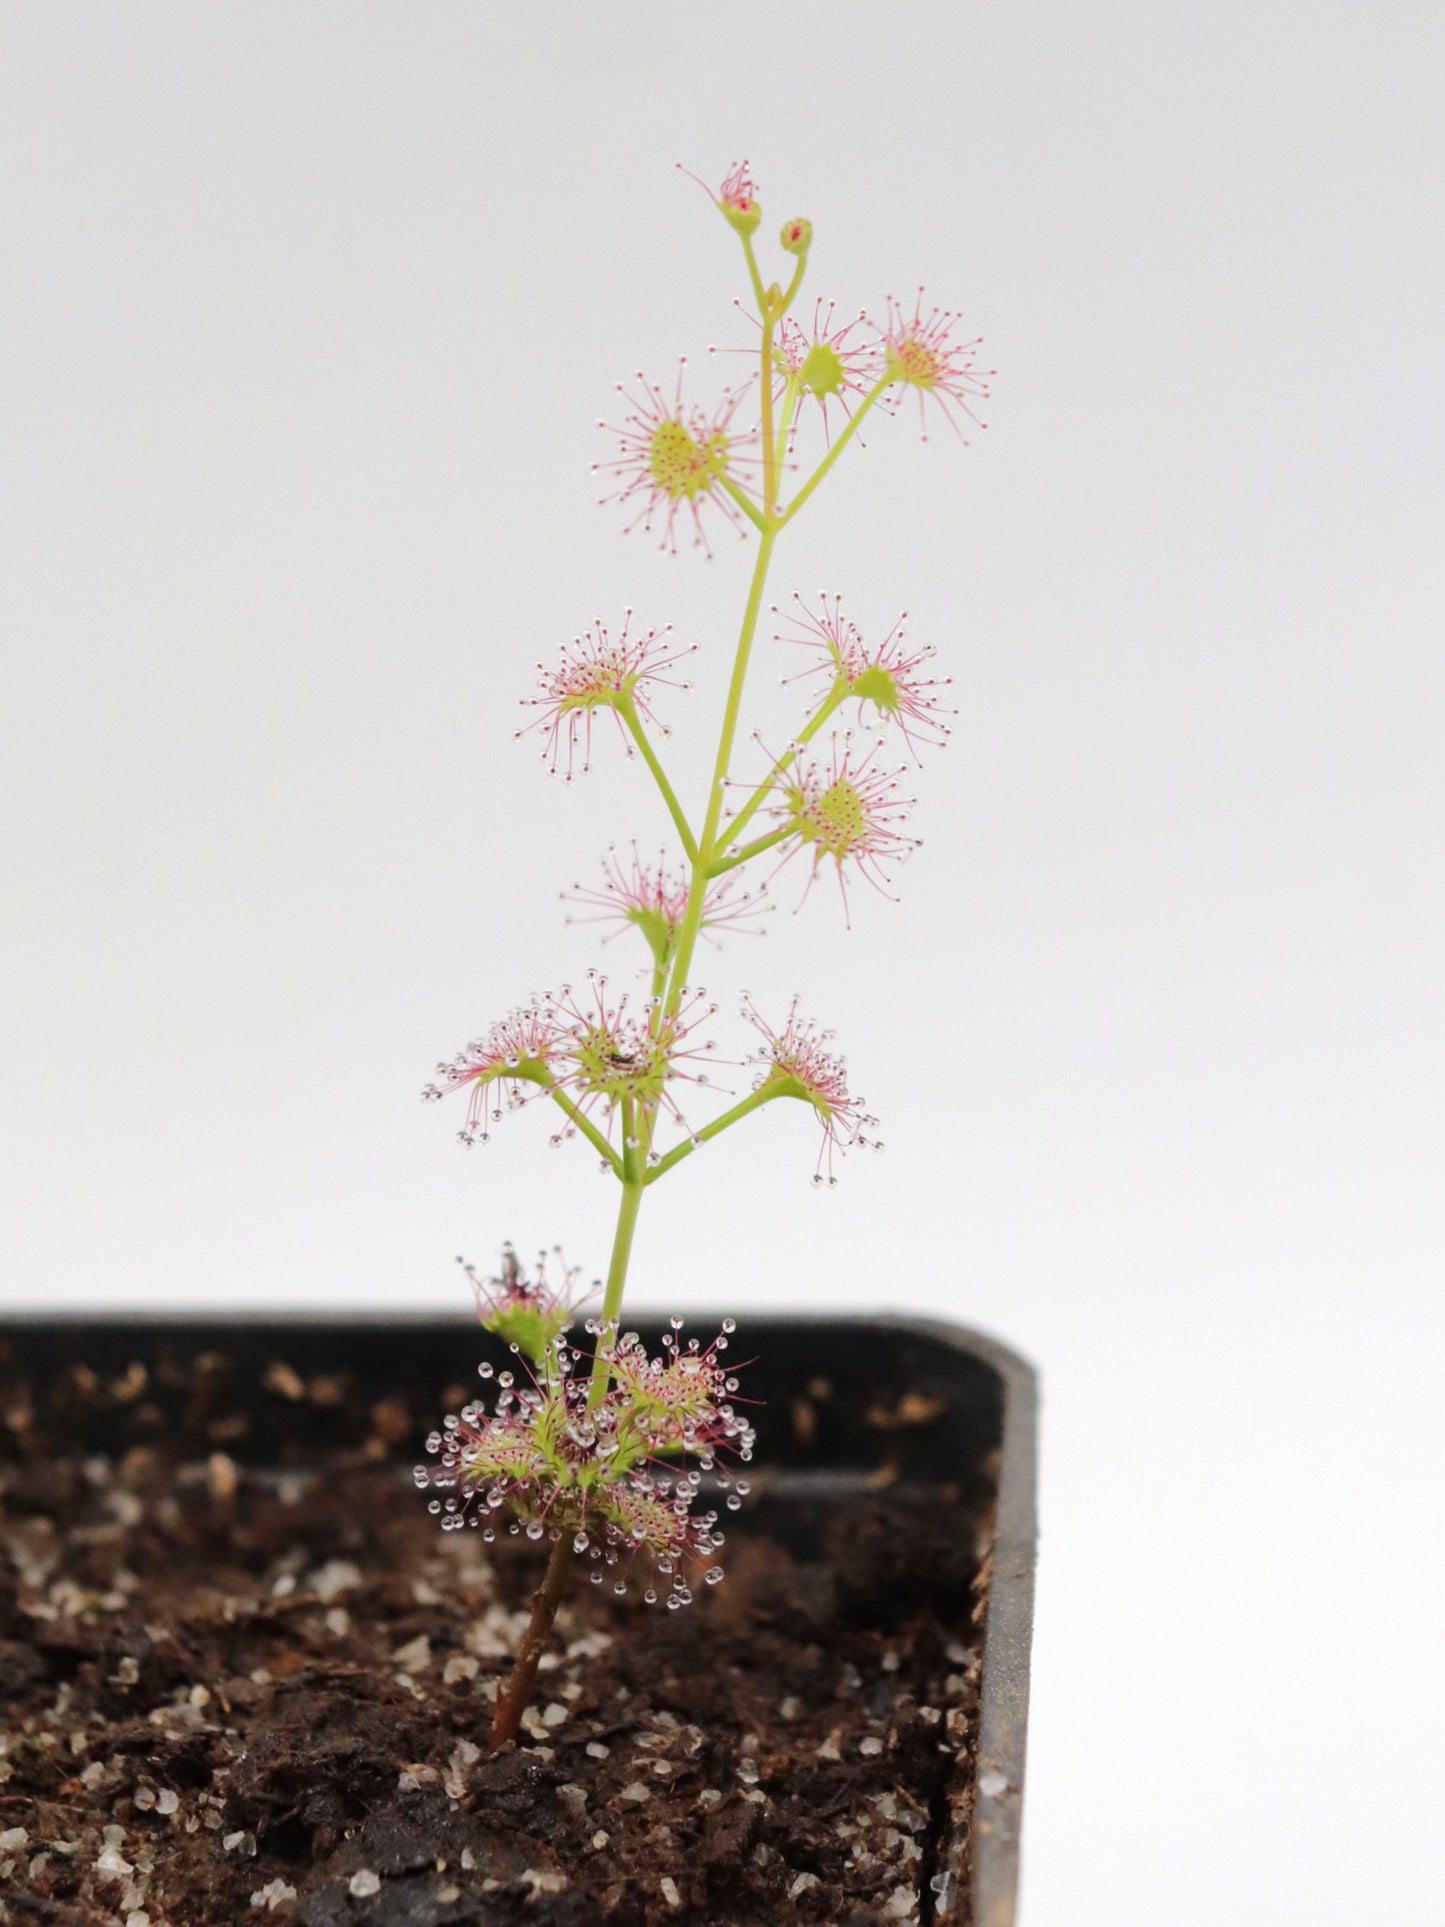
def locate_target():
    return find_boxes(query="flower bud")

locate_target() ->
[718,162,761,235]
[779,217,812,256]
[722,197,761,236]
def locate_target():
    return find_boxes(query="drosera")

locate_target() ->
[764,732,920,920]
[415,1307,752,1748]
[562,842,771,978]
[517,611,698,781]
[417,158,990,1746]
[741,994,880,1185]
[778,591,955,763]
[876,288,994,444]
[595,363,759,556]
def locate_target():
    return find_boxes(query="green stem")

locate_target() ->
[740,231,769,314]
[643,1086,777,1184]
[717,679,849,856]
[773,379,801,495]
[779,251,808,319]
[781,380,889,524]
[545,1086,623,1178]
[760,314,778,514]
[718,474,769,534]
[665,526,777,1007]
[708,824,793,879]
[616,695,697,862]
[587,1176,645,1409]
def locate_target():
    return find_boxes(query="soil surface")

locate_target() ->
[0,1340,991,1926]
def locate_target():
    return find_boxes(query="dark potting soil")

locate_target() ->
[0,1343,992,1927]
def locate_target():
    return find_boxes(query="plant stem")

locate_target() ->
[779,252,808,323]
[716,679,849,857]
[544,1086,623,1178]
[781,380,888,524]
[707,824,793,879]
[601,1178,644,1323]
[644,1086,776,1183]
[760,315,778,515]
[616,695,697,862]
[718,474,768,533]
[494,1175,647,1746]
[585,1176,645,1412]
[488,1530,574,1752]
[666,527,777,1007]
[740,232,769,315]
[773,378,801,496]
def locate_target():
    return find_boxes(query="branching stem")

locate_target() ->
[616,695,697,862]
[718,679,849,856]
[544,1086,622,1178]
[707,824,793,879]
[781,380,889,524]
[644,1086,777,1183]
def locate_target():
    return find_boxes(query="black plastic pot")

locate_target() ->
[1,1312,1036,1924]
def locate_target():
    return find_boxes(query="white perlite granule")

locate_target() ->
[659,1875,682,1910]
[520,1869,568,1895]
[308,1558,362,1601]
[348,1870,381,1898]
[249,1877,298,1910]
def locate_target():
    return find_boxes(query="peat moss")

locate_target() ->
[0,1346,989,1926]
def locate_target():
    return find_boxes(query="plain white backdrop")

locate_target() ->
[4,6,1443,1921]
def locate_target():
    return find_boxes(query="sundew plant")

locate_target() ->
[415,162,989,1751]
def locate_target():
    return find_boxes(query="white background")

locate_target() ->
[4,6,1443,1921]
